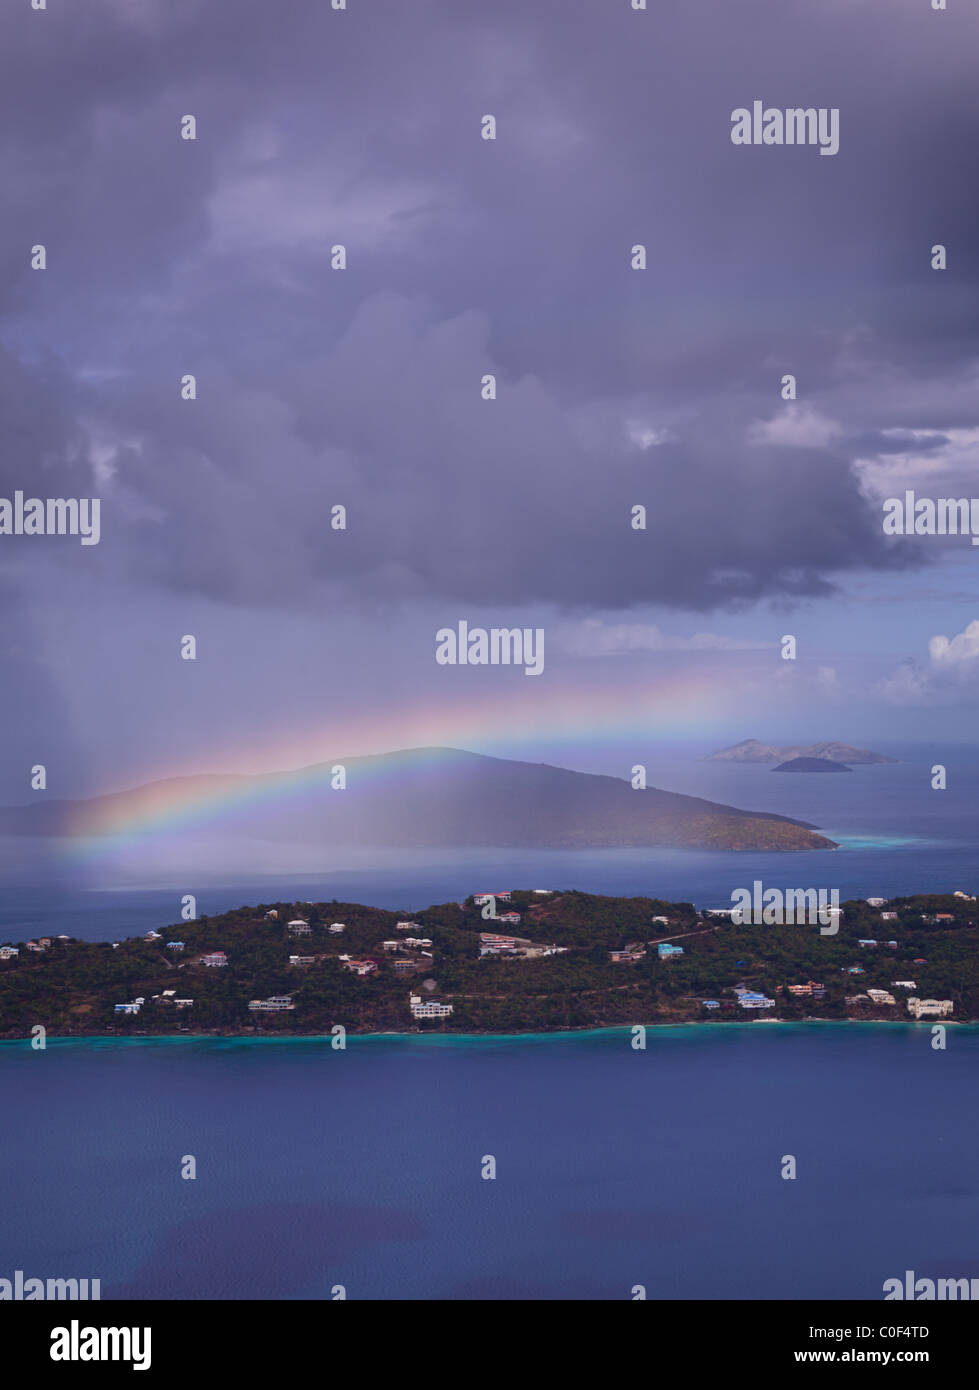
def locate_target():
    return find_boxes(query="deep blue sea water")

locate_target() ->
[0,741,975,1300]
[0,1024,976,1300]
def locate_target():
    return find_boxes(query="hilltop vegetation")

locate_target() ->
[0,890,975,1037]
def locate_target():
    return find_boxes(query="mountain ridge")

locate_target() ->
[0,746,837,852]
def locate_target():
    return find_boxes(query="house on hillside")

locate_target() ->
[907,997,953,1019]
[409,994,453,1019]
[866,989,896,1006]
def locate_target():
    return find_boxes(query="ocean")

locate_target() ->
[0,739,975,1302]
[0,740,974,942]
[0,1024,976,1300]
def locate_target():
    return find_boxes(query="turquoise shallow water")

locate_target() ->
[1,1023,976,1300]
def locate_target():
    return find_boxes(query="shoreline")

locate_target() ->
[1,1017,976,1048]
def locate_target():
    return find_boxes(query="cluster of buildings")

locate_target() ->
[481,933,565,959]
[473,894,522,926]
[201,951,228,968]
[481,933,528,957]
[153,990,193,1008]
[784,980,826,999]
[114,992,193,1016]
[0,946,19,960]
[609,941,684,963]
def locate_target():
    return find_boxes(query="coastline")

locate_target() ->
[1,1018,976,1048]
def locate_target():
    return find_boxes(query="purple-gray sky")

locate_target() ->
[1,0,978,798]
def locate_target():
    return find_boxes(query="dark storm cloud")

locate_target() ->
[0,0,975,612]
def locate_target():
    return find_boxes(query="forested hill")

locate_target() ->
[1,889,976,1037]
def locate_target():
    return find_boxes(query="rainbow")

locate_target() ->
[64,674,727,850]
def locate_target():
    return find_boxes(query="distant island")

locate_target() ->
[772,757,853,774]
[0,746,836,853]
[707,739,897,765]
[1,889,975,1037]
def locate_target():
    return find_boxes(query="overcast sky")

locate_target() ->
[1,0,978,800]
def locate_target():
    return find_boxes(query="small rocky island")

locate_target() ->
[709,740,896,765]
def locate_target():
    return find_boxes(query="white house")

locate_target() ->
[907,997,953,1019]
[287,920,311,935]
[328,923,346,934]
[409,994,454,1019]
[866,989,896,1005]
[344,959,377,976]
[248,996,295,1012]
